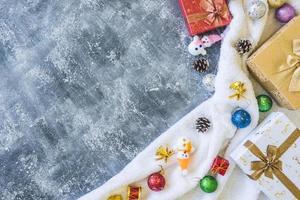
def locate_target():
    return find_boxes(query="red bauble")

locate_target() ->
[147,172,166,191]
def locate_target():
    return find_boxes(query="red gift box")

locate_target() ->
[179,0,232,36]
[210,156,229,176]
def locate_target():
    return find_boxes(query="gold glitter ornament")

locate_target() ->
[229,81,246,100]
[107,194,123,200]
[268,0,286,8]
[155,145,174,163]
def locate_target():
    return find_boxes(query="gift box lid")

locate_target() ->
[231,112,297,159]
[178,0,232,35]
[247,16,300,110]
[231,112,300,200]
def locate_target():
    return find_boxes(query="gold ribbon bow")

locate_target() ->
[187,0,231,26]
[155,145,174,163]
[244,130,300,199]
[229,81,246,100]
[274,39,300,92]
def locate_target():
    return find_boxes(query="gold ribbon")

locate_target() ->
[273,39,300,92]
[229,81,246,100]
[187,0,230,26]
[244,129,300,199]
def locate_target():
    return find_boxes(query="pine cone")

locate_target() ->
[195,117,211,133]
[193,58,209,73]
[235,39,252,55]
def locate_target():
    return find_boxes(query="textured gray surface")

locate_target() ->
[0,0,221,199]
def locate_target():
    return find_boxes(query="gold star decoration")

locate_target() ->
[155,145,174,163]
[229,81,246,100]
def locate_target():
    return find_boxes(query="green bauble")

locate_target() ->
[199,175,218,193]
[257,94,273,112]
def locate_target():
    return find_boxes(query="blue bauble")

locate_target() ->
[231,109,251,128]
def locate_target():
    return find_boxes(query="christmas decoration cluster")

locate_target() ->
[105,0,300,199]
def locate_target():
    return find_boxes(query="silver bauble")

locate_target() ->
[202,74,216,92]
[248,1,267,20]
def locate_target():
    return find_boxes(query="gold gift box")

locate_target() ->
[247,16,300,110]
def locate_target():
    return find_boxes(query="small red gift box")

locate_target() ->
[179,0,232,36]
[210,156,229,176]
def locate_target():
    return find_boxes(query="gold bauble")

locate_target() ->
[107,194,122,200]
[268,0,286,8]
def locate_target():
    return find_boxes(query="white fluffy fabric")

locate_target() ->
[80,0,300,199]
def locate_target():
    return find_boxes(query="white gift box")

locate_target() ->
[231,112,300,200]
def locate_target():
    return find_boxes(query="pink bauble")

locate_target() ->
[147,172,166,191]
[275,3,296,23]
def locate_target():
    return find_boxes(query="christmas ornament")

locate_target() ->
[195,117,211,133]
[107,195,123,200]
[231,109,251,128]
[235,39,252,55]
[155,145,174,163]
[202,74,216,92]
[275,3,296,23]
[193,58,209,73]
[210,156,229,176]
[257,94,273,112]
[248,0,267,20]
[199,175,218,193]
[188,34,223,56]
[176,137,195,176]
[147,170,166,191]
[127,186,142,200]
[229,81,246,100]
[268,0,286,8]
